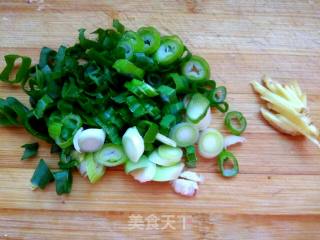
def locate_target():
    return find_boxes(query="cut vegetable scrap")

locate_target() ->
[251,76,319,147]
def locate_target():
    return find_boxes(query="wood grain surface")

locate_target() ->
[0,0,319,239]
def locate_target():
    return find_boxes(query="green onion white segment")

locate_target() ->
[122,127,144,162]
[169,122,199,147]
[198,128,224,158]
[73,128,106,153]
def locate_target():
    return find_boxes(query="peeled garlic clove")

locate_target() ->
[77,128,106,152]
[179,171,204,183]
[171,179,198,197]
[224,135,246,149]
[122,127,144,163]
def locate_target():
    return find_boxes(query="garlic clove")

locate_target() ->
[171,179,198,197]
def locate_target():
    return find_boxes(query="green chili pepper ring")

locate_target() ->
[218,150,239,177]
[224,111,247,135]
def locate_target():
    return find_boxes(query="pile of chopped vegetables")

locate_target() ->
[0,20,247,196]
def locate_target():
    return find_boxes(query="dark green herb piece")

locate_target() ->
[185,146,197,168]
[54,170,73,195]
[31,159,54,189]
[21,142,39,160]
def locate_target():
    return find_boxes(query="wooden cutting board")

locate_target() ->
[0,1,319,239]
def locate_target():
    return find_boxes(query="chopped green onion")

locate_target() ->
[137,121,159,143]
[158,145,183,162]
[85,153,105,183]
[0,54,32,83]
[94,144,127,167]
[125,79,159,98]
[77,128,106,153]
[138,26,161,55]
[155,133,177,147]
[153,162,184,182]
[224,111,247,136]
[130,160,156,183]
[31,159,54,189]
[122,126,144,162]
[122,31,144,52]
[154,36,184,65]
[169,122,199,147]
[149,149,180,167]
[185,146,197,168]
[218,150,239,177]
[125,155,150,174]
[186,93,210,124]
[21,142,39,160]
[198,128,224,158]
[113,59,144,79]
[189,108,212,131]
[54,170,73,195]
[214,102,229,113]
[209,86,227,104]
[181,55,210,81]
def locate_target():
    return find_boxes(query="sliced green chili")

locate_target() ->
[138,26,161,55]
[224,111,247,135]
[218,150,239,177]
[209,86,227,104]
[154,36,184,65]
[0,55,32,84]
[181,55,210,81]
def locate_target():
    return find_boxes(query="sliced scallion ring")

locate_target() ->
[198,128,224,158]
[138,26,161,55]
[155,133,177,147]
[149,150,181,167]
[117,40,134,60]
[154,36,184,66]
[94,144,128,167]
[189,108,212,131]
[186,93,210,124]
[122,126,145,163]
[77,128,106,153]
[209,86,227,104]
[169,122,199,147]
[122,31,144,52]
[218,150,239,177]
[181,55,210,81]
[158,145,183,162]
[152,162,184,182]
[125,155,150,174]
[85,153,105,183]
[224,111,247,136]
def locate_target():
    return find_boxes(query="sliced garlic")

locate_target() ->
[171,179,199,197]
[224,135,246,149]
[179,171,204,183]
